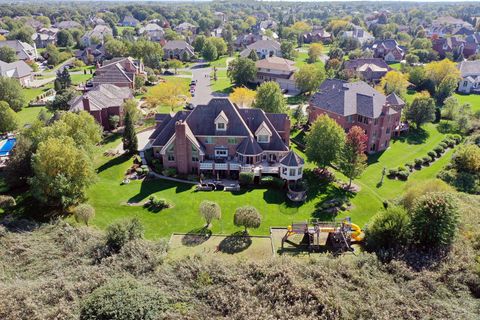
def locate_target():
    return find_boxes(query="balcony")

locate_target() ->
[199,160,240,171]
[199,161,213,170]
[240,161,281,176]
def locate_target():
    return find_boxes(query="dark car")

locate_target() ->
[184,103,194,110]
[163,70,174,76]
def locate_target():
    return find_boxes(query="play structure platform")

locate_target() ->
[281,218,364,254]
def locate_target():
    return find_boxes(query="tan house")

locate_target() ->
[0,60,33,87]
[255,57,298,93]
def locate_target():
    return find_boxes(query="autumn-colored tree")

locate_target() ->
[229,87,256,108]
[146,82,186,111]
[308,43,324,63]
[378,71,409,97]
[338,126,368,188]
[291,21,312,34]
[425,59,460,87]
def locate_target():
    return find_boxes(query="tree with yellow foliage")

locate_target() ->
[378,71,409,98]
[308,43,324,63]
[291,21,312,34]
[146,81,187,112]
[229,87,256,108]
[425,59,461,104]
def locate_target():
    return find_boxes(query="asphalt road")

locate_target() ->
[190,64,213,106]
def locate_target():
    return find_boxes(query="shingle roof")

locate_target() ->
[255,56,296,72]
[344,58,389,71]
[236,136,263,155]
[459,60,480,76]
[280,150,304,167]
[151,111,191,147]
[163,40,193,51]
[68,84,132,112]
[386,92,405,106]
[0,60,32,78]
[240,39,281,57]
[309,79,389,118]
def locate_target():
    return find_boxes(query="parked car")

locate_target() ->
[184,103,194,110]
[163,70,174,75]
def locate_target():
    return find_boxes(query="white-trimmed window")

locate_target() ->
[215,149,228,157]
[257,135,270,143]
[289,168,296,176]
[216,122,226,131]
[167,145,175,161]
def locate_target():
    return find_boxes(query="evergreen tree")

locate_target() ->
[122,111,138,154]
[247,49,258,61]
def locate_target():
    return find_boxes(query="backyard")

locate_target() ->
[84,122,451,240]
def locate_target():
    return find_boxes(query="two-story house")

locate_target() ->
[148,98,304,181]
[81,25,113,46]
[32,27,58,48]
[0,60,34,87]
[92,57,144,89]
[342,58,391,83]
[0,40,38,61]
[308,79,406,153]
[163,40,195,61]
[255,57,298,93]
[239,40,282,59]
[138,23,165,42]
[369,39,405,62]
[458,60,480,94]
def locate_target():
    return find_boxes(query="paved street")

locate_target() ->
[190,64,213,106]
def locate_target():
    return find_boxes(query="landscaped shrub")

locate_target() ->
[422,156,432,165]
[397,165,407,172]
[410,192,458,248]
[397,170,410,181]
[443,138,455,148]
[135,168,144,175]
[106,218,144,253]
[434,146,444,156]
[141,165,149,175]
[80,278,167,320]
[199,200,221,226]
[73,203,95,226]
[402,179,453,211]
[234,206,261,233]
[0,195,16,209]
[260,176,285,189]
[387,168,398,178]
[151,159,163,173]
[239,172,254,186]
[162,167,177,177]
[414,158,424,167]
[439,142,448,149]
[405,162,414,171]
[145,196,171,212]
[428,151,437,159]
[365,206,410,253]
[450,134,462,144]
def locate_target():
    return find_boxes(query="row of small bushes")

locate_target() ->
[260,176,285,189]
[388,134,462,181]
[135,165,150,176]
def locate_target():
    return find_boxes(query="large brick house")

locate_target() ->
[92,57,144,89]
[163,40,195,61]
[68,84,133,130]
[343,58,390,83]
[308,79,406,153]
[148,98,304,181]
[369,39,405,62]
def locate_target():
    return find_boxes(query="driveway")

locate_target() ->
[190,64,213,106]
[114,128,155,154]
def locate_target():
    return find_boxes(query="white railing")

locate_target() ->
[229,163,240,170]
[199,162,213,170]
[214,163,228,170]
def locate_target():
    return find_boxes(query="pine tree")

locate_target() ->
[247,49,258,61]
[122,111,138,154]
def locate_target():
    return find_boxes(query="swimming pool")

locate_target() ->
[0,138,16,157]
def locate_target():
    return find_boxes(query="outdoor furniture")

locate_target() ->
[195,184,214,191]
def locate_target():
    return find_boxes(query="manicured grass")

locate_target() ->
[208,55,230,68]
[22,84,54,104]
[17,106,51,126]
[452,93,480,113]
[117,26,135,35]
[388,62,402,71]
[210,69,233,94]
[294,51,325,69]
[85,123,449,239]
[71,73,93,85]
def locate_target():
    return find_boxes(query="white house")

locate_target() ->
[239,39,281,59]
[0,60,34,87]
[458,60,480,94]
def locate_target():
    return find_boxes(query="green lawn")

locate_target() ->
[452,93,480,113]
[294,51,325,69]
[210,69,233,94]
[85,123,450,239]
[17,106,51,126]
[71,73,93,85]
[22,84,54,104]
[209,55,231,68]
[388,62,402,71]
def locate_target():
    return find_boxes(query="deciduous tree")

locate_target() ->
[295,64,326,94]
[338,126,368,188]
[0,76,26,112]
[234,206,261,233]
[227,57,256,86]
[308,43,323,63]
[229,87,256,108]
[0,46,16,63]
[378,70,409,97]
[199,200,221,227]
[254,81,286,113]
[0,101,18,133]
[305,114,345,169]
[202,40,218,61]
[146,81,185,111]
[404,91,436,128]
[74,203,96,226]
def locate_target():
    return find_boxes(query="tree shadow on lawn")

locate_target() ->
[393,127,429,145]
[218,231,252,254]
[128,178,193,204]
[97,153,132,174]
[181,226,212,247]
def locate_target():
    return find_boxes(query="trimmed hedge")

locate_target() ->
[239,172,255,186]
[260,176,285,189]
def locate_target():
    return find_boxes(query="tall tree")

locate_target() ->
[404,91,436,128]
[29,136,96,209]
[280,41,296,60]
[305,114,345,170]
[146,81,185,111]
[338,126,368,188]
[56,30,74,47]
[227,57,256,86]
[229,87,256,108]
[202,40,218,61]
[0,76,26,112]
[308,43,323,63]
[122,111,138,154]
[0,101,18,133]
[254,81,286,113]
[247,49,258,61]
[295,64,326,94]
[0,46,17,63]
[378,71,409,97]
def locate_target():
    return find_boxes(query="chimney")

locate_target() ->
[83,96,90,112]
[283,116,291,146]
[174,121,189,174]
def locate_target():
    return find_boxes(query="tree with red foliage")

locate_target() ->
[338,126,368,188]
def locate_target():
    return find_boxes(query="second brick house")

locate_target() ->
[308,79,406,153]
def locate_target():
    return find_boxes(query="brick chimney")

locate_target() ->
[83,96,91,112]
[283,116,291,146]
[175,121,189,174]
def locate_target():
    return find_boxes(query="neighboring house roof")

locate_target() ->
[139,23,163,33]
[175,22,196,31]
[0,40,37,60]
[0,60,33,78]
[280,150,304,167]
[458,60,480,77]
[344,58,390,71]
[239,39,281,57]
[163,40,193,51]
[55,20,82,30]
[83,25,112,41]
[92,57,141,86]
[433,16,472,28]
[386,92,405,106]
[343,25,374,43]
[310,79,395,119]
[255,56,296,72]
[68,84,132,112]
[236,136,263,155]
[121,15,139,26]
[76,44,106,60]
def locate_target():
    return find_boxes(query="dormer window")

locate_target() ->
[255,121,272,144]
[214,110,228,131]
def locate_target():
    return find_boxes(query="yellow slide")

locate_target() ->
[350,223,365,242]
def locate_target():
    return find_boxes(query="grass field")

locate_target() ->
[452,93,480,113]
[388,62,402,71]
[210,69,233,94]
[70,72,94,85]
[85,122,450,239]
[17,106,51,126]
[294,51,325,69]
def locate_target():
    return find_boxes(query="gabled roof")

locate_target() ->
[386,92,405,106]
[255,56,296,72]
[280,150,304,167]
[0,60,33,78]
[151,111,191,147]
[164,40,193,51]
[68,84,132,112]
[310,79,390,118]
[459,60,480,76]
[55,20,82,29]
[344,58,389,71]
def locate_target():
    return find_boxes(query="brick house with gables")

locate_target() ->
[308,79,406,153]
[148,98,304,181]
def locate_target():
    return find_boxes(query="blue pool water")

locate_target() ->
[0,138,16,156]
